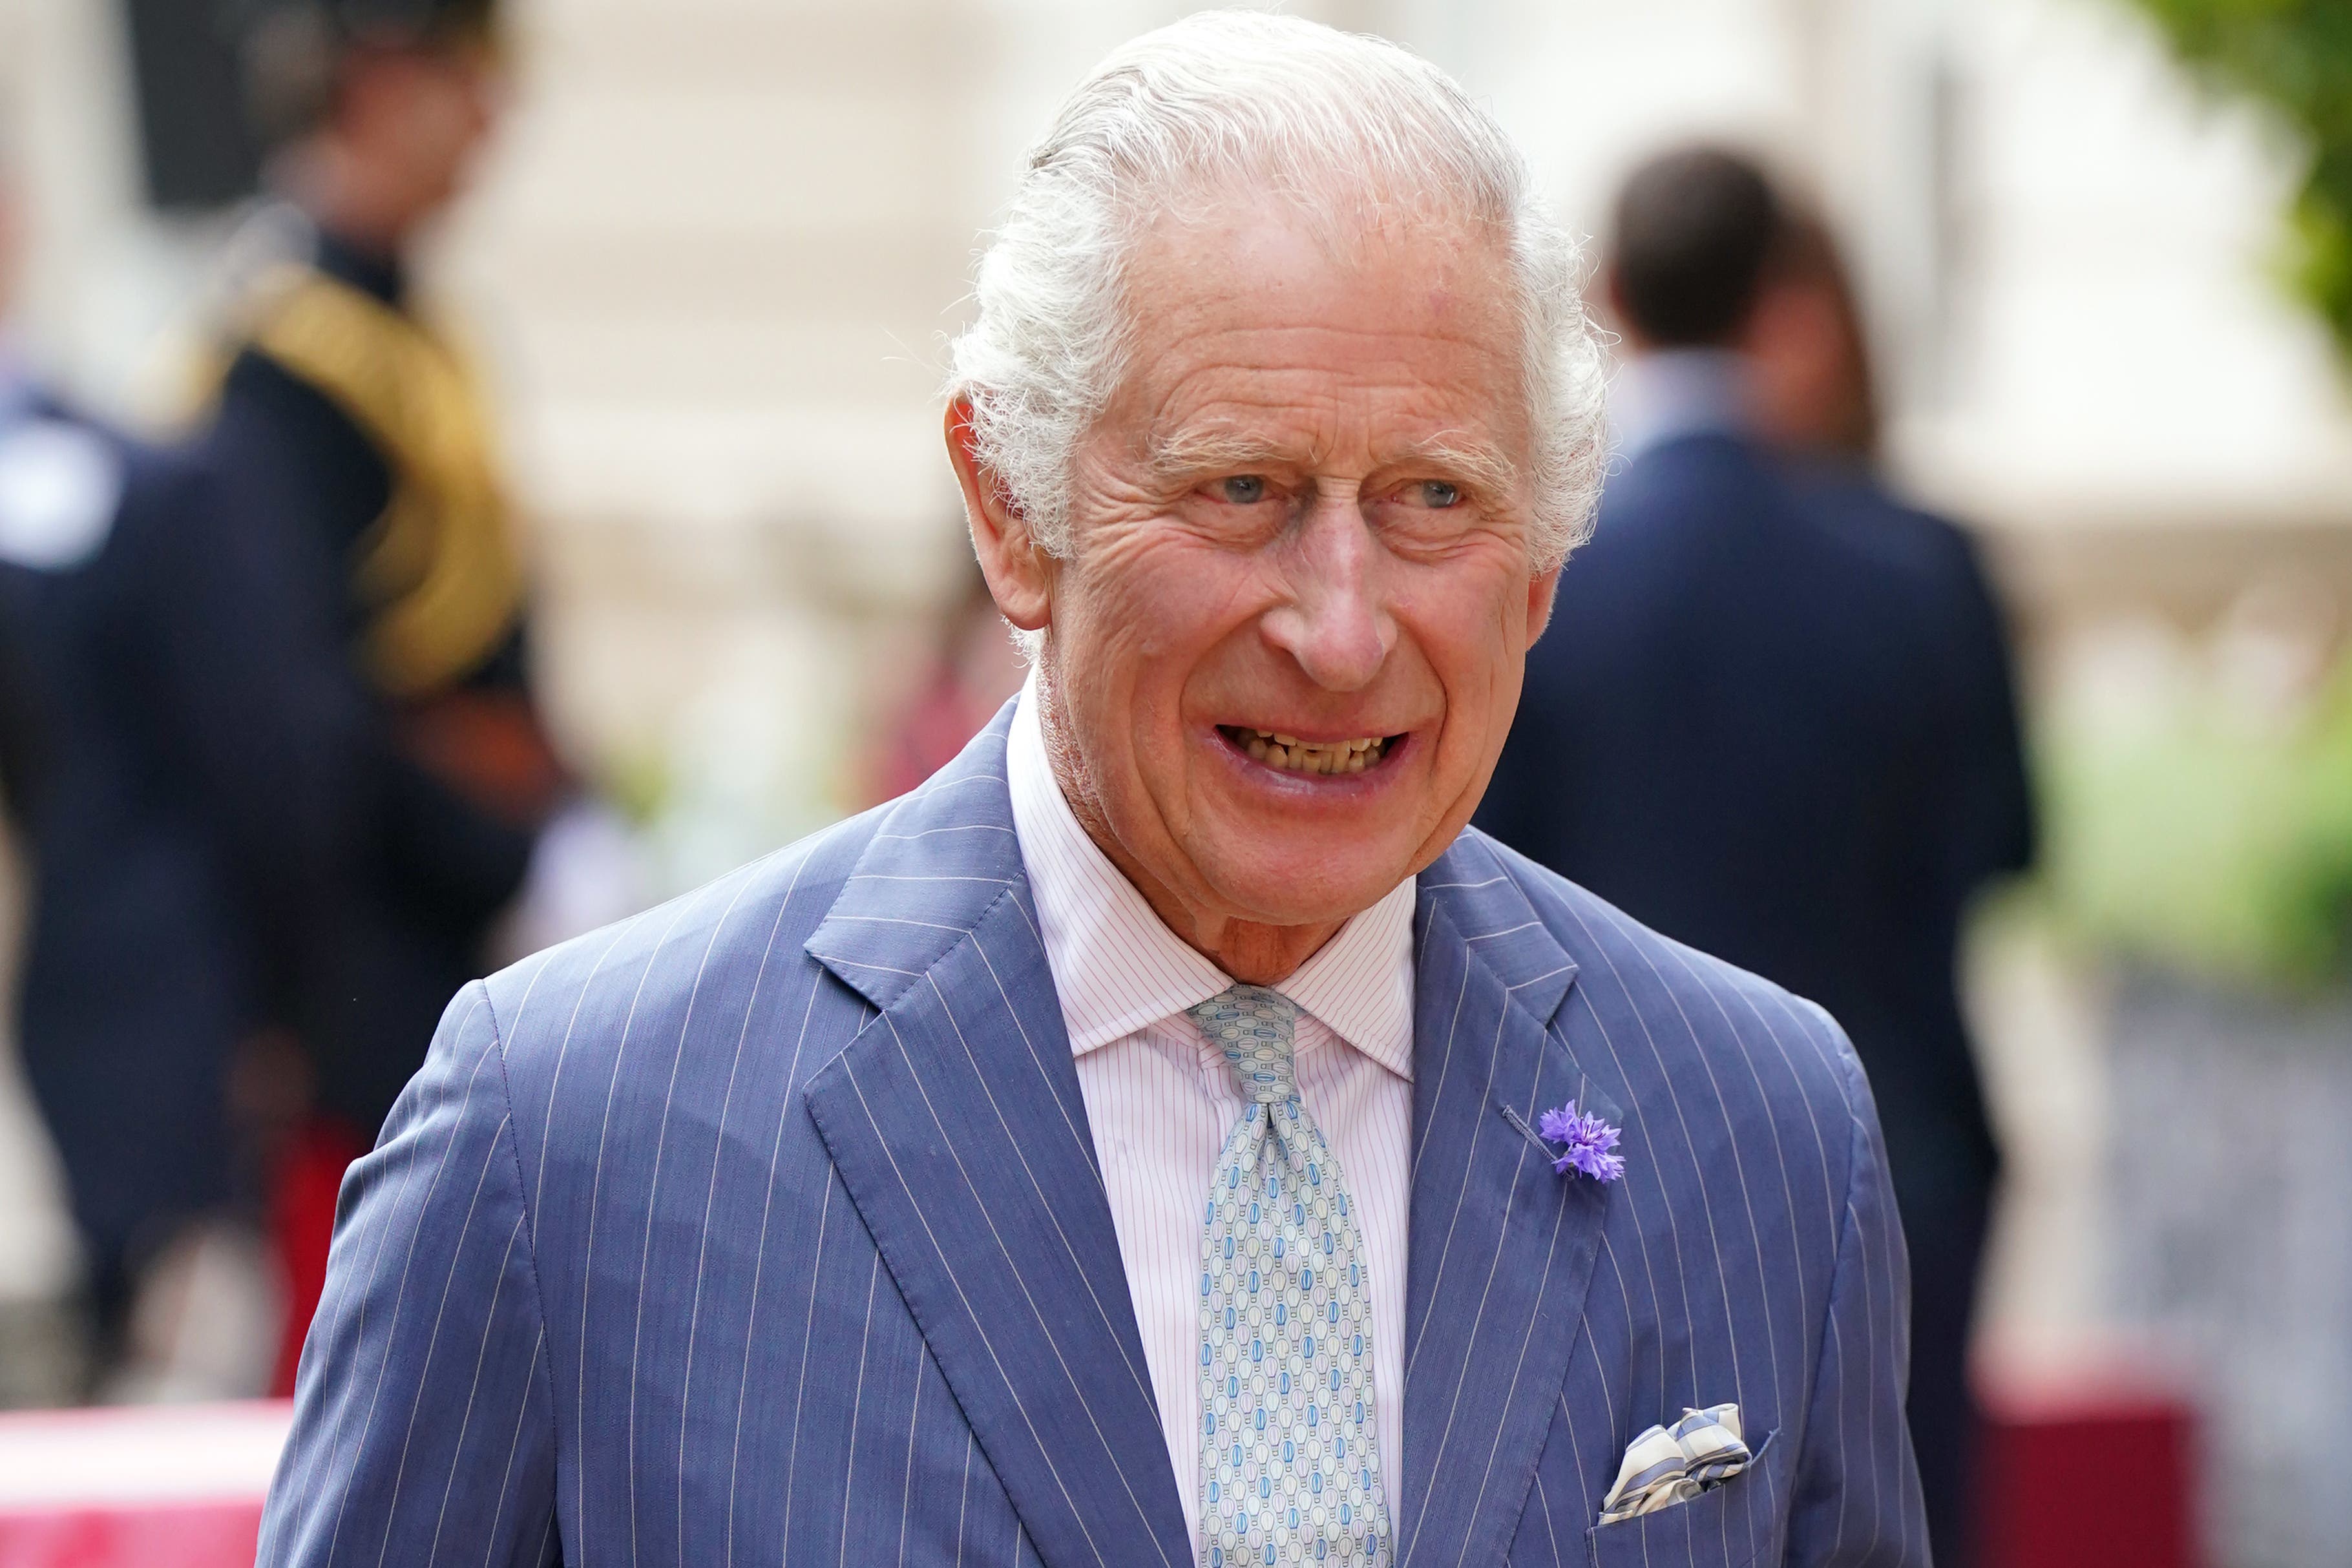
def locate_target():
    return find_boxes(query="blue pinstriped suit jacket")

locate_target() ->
[258,707,1926,1567]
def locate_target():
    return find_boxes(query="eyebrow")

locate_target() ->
[1142,428,1303,485]
[1386,433,1522,498]
[1142,426,1523,497]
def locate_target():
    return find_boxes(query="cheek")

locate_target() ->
[1051,533,1236,774]
[1406,563,1533,744]
[1064,523,1264,664]
[421,83,481,162]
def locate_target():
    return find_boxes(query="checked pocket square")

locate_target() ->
[1597,1403,1752,1524]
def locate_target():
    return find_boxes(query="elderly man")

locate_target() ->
[258,14,1924,1566]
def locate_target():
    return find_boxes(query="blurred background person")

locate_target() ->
[1475,145,2035,1567]
[1752,200,2039,1568]
[189,0,585,1390]
[858,557,1027,808]
[0,134,278,1399]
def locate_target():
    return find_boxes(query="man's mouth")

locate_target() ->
[1215,726,1398,776]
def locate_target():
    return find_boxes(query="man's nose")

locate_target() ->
[1261,497,1394,692]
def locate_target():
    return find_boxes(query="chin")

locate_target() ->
[1210,837,1412,926]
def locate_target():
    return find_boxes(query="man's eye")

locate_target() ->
[1217,476,1267,505]
[1413,480,1462,509]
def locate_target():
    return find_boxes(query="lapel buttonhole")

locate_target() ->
[1498,1104,1555,1161]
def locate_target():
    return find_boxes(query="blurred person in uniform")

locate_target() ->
[1476,147,2033,1567]
[0,140,288,1396]
[197,0,602,1389]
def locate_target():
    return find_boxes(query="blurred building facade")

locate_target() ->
[3,0,2351,1559]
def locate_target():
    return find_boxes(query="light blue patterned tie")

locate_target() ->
[1190,984,1391,1567]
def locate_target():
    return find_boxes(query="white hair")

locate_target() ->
[948,8,1608,570]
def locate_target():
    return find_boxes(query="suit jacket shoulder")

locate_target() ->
[1466,826,1878,1152]
[477,798,879,1092]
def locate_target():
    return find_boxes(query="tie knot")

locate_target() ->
[1189,984,1300,1104]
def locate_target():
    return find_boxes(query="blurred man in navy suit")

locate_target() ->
[1754,214,2037,957]
[1477,147,2033,1567]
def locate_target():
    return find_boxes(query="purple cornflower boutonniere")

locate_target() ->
[1538,1101,1626,1183]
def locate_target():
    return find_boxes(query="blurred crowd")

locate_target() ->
[0,1,2092,1564]
[5,0,2042,1553]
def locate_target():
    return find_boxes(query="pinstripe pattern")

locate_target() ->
[257,704,1926,1567]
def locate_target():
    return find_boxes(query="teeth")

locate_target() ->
[1228,727,1392,776]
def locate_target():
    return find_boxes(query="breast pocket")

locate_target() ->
[1585,1428,1781,1568]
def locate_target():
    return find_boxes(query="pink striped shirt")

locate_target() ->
[1005,682,1414,1552]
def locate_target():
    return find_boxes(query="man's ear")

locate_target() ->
[1524,561,1562,648]
[946,397,1053,632]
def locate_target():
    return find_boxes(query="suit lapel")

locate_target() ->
[1399,834,1621,1566]
[800,713,1192,1568]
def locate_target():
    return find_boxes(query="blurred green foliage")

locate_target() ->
[2055,4,2352,990]
[2041,662,2352,990]
[2125,0,2352,359]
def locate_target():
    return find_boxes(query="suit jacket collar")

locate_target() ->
[803,713,1619,1565]
[801,710,1194,1568]
[1398,833,1619,1565]
[801,707,1033,1015]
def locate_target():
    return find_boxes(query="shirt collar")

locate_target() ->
[1610,348,1752,465]
[1276,875,1416,1081]
[1005,672,1416,1081]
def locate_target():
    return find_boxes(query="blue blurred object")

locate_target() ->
[0,371,246,1357]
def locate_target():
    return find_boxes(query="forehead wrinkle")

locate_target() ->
[1120,284,1528,490]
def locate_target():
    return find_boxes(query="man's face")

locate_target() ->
[339,39,506,230]
[1745,273,1869,455]
[1032,199,1556,932]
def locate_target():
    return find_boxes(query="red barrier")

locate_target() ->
[0,1503,261,1568]
[0,1402,289,1568]
[1976,1361,2199,1568]
[269,1118,366,1397]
